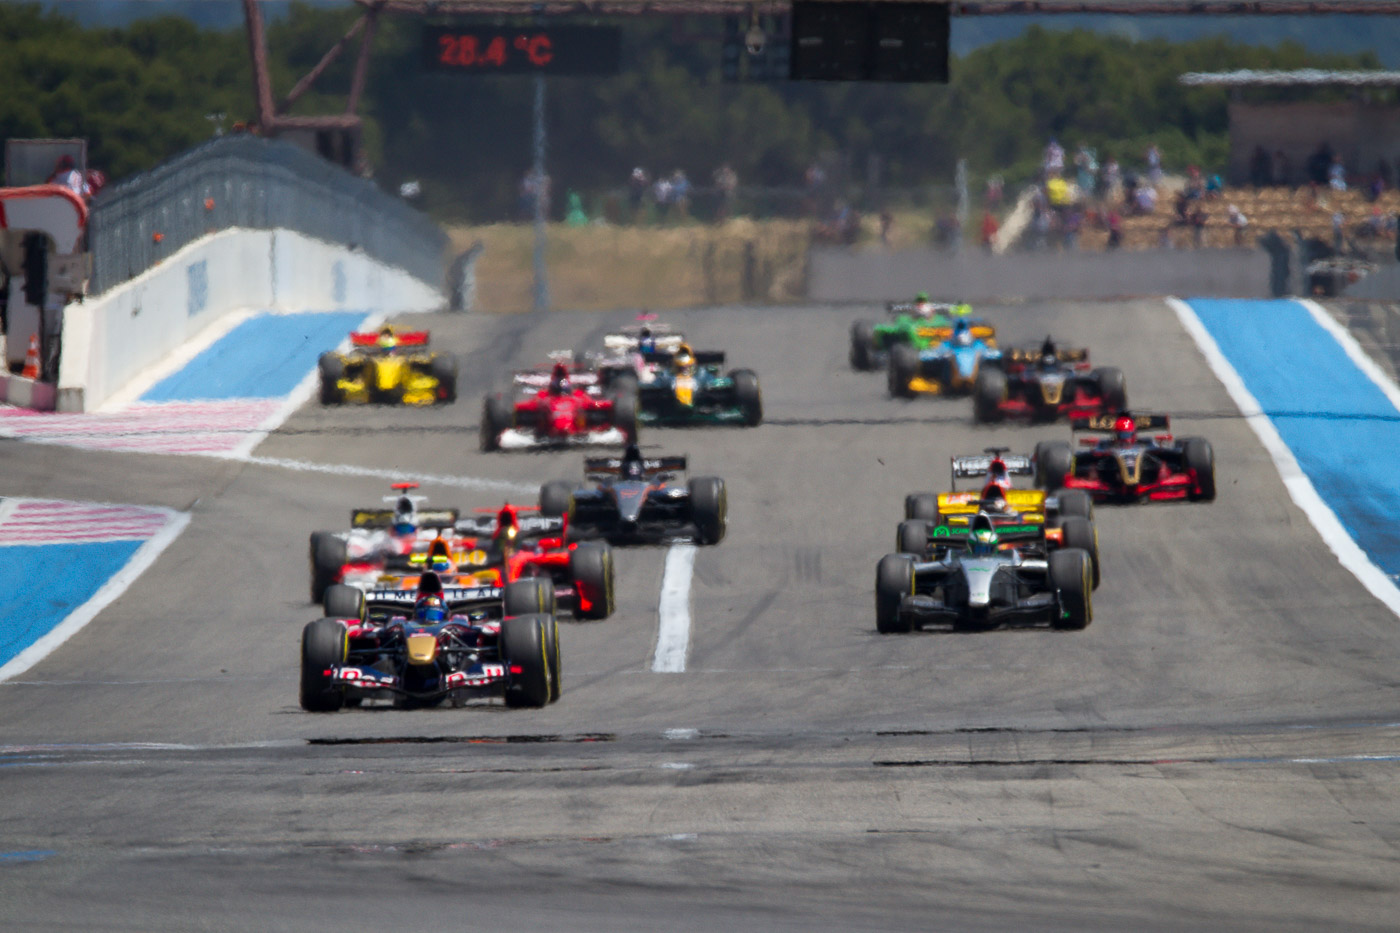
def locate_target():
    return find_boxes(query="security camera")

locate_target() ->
[745,25,766,55]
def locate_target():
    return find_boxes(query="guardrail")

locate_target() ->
[87,135,446,295]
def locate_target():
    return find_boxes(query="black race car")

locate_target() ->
[538,445,726,545]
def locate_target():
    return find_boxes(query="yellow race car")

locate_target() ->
[319,325,457,405]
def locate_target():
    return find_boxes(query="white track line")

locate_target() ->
[1167,297,1400,620]
[652,544,697,673]
[0,509,191,682]
[239,455,534,494]
[1298,298,1400,413]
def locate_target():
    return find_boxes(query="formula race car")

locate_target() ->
[876,512,1093,633]
[481,362,638,452]
[538,444,727,545]
[850,295,995,371]
[299,573,560,711]
[888,319,1001,398]
[308,483,459,602]
[319,324,458,405]
[632,344,761,427]
[972,337,1126,424]
[585,320,689,394]
[1034,412,1217,504]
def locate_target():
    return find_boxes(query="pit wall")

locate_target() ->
[56,228,443,412]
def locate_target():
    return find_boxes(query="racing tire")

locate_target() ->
[570,541,615,620]
[888,343,919,399]
[731,369,763,426]
[502,614,551,708]
[1058,516,1101,591]
[539,480,575,520]
[317,354,345,405]
[1055,488,1094,523]
[1093,367,1128,412]
[689,476,727,545]
[309,531,347,604]
[973,367,1008,423]
[1049,549,1093,631]
[904,493,939,522]
[480,394,514,452]
[1036,440,1073,492]
[850,321,877,371]
[608,369,640,400]
[897,519,929,557]
[504,577,557,617]
[611,391,640,443]
[1182,437,1217,502]
[542,613,562,703]
[323,583,366,621]
[430,353,458,403]
[876,554,915,634]
[300,618,348,712]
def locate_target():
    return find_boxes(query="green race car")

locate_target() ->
[635,346,762,427]
[849,294,992,371]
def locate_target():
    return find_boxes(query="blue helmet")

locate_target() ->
[393,495,416,537]
[414,595,446,624]
[952,319,973,347]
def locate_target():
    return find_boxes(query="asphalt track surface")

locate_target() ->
[3,300,1400,931]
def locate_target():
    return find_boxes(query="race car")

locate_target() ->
[538,444,727,545]
[299,572,560,711]
[318,324,458,405]
[972,337,1127,424]
[480,361,637,452]
[584,320,689,395]
[850,294,994,371]
[875,511,1093,633]
[1034,412,1217,504]
[321,502,616,621]
[888,319,1001,398]
[897,448,1100,589]
[632,343,761,427]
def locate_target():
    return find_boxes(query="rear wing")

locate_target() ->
[350,330,430,348]
[950,451,1033,487]
[352,508,459,529]
[929,518,1046,546]
[1071,412,1171,433]
[364,584,504,613]
[512,369,601,389]
[1005,346,1089,365]
[584,454,687,477]
[603,331,684,352]
[455,513,565,539]
[912,322,997,345]
[936,490,1046,519]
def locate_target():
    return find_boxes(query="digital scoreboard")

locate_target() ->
[423,25,622,76]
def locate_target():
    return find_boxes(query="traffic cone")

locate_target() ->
[20,333,39,380]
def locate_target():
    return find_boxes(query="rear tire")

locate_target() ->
[731,369,763,426]
[300,618,347,712]
[1183,437,1217,501]
[309,531,347,603]
[570,542,615,620]
[1049,549,1092,630]
[539,480,575,520]
[850,321,876,370]
[323,583,365,620]
[973,367,1008,423]
[897,519,929,557]
[504,577,556,617]
[1036,440,1073,492]
[1094,367,1128,412]
[1058,516,1101,591]
[1054,488,1094,523]
[904,492,939,522]
[480,394,514,452]
[609,369,640,400]
[542,613,562,702]
[611,391,640,442]
[430,353,458,403]
[502,614,551,708]
[876,554,915,634]
[689,476,727,544]
[888,343,919,398]
[317,353,345,405]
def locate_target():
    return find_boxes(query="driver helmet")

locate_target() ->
[393,496,416,536]
[673,345,696,375]
[1114,414,1137,445]
[492,507,520,555]
[548,362,572,396]
[952,320,974,348]
[912,292,933,317]
[980,483,1009,511]
[376,326,398,351]
[637,325,656,355]
[968,526,999,556]
[1039,336,1058,370]
[622,443,646,479]
[414,594,446,624]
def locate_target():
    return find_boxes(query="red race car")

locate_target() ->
[1034,412,1216,504]
[481,361,637,451]
[973,337,1126,424]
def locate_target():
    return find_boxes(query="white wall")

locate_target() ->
[58,228,442,412]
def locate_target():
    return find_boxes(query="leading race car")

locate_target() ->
[299,573,560,711]
[888,318,1001,398]
[319,324,458,405]
[875,512,1093,633]
[1034,412,1217,504]
[850,294,994,371]
[972,337,1127,424]
[631,343,762,427]
[538,444,727,545]
[480,361,638,452]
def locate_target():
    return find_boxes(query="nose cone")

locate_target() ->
[614,484,648,524]
[406,632,438,665]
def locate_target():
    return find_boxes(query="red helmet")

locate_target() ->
[1114,415,1136,444]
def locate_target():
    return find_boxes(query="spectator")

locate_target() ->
[653,174,674,218]
[1250,145,1272,188]
[879,208,894,246]
[669,170,691,220]
[1133,184,1157,216]
[46,155,89,199]
[1328,155,1347,192]
[1074,145,1098,196]
[1100,154,1122,201]
[627,167,650,221]
[980,210,999,251]
[985,175,1004,210]
[1273,149,1291,188]
[1367,174,1385,204]
[1106,208,1122,250]
[712,164,738,222]
[1205,174,1223,199]
[1189,205,1207,248]
[1043,138,1065,179]
[1145,143,1162,187]
[1307,142,1334,186]
[1063,207,1083,251]
[1227,204,1249,246]
[1333,210,1346,251]
[1045,174,1072,209]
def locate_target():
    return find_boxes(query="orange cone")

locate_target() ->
[20,333,39,380]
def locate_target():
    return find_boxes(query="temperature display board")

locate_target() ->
[423,25,621,76]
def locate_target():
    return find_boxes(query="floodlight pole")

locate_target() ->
[532,74,550,313]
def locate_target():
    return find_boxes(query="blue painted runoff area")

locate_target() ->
[1188,298,1400,577]
[141,311,367,402]
[0,540,144,669]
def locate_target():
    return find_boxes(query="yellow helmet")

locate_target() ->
[673,344,696,372]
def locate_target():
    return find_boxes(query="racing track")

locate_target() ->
[2,299,1399,931]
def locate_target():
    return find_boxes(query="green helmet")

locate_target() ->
[915,291,930,303]
[969,526,999,556]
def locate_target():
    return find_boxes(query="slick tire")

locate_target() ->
[611,391,640,443]
[542,613,562,703]
[502,614,552,709]
[876,554,915,634]
[504,577,557,617]
[904,493,939,522]
[317,354,345,405]
[897,519,929,557]
[300,618,348,712]
[431,353,459,403]
[888,343,919,399]
[539,480,575,520]
[1093,367,1128,412]
[1058,516,1101,591]
[481,394,514,452]
[608,369,640,400]
[850,321,877,371]
[570,541,615,620]
[731,369,763,426]
[1182,437,1217,502]
[1054,488,1094,523]
[1049,549,1093,631]
[1035,440,1074,492]
[973,367,1008,423]
[689,476,727,545]
[323,583,366,621]
[309,531,348,604]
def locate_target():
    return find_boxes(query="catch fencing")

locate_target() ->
[87,135,446,295]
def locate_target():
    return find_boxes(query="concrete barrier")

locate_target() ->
[55,228,442,412]
[807,246,1272,303]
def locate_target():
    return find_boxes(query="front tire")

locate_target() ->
[541,613,562,702]
[689,476,727,544]
[1049,549,1092,630]
[904,492,939,522]
[570,542,615,620]
[318,353,345,405]
[430,353,458,403]
[1094,367,1128,412]
[973,367,1008,423]
[1054,488,1094,523]
[502,614,551,708]
[323,583,366,620]
[1036,440,1073,492]
[897,519,929,557]
[481,394,515,452]
[1058,516,1101,590]
[504,577,556,617]
[850,321,877,370]
[539,480,575,520]
[300,618,347,712]
[611,391,640,443]
[731,369,763,426]
[888,343,919,398]
[876,554,915,634]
